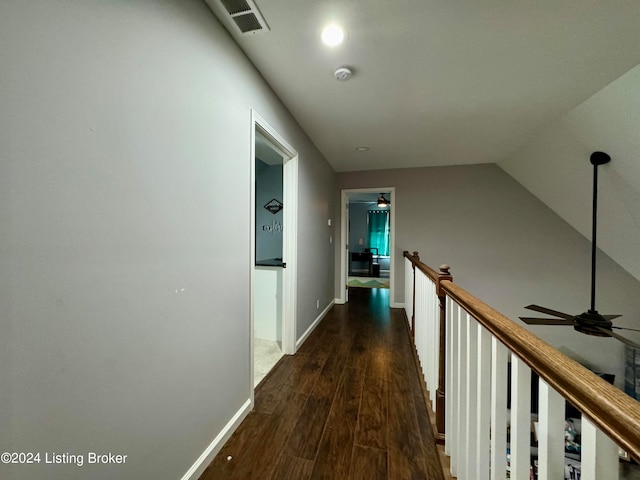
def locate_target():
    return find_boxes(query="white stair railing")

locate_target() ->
[403,252,450,440]
[403,251,640,480]
[414,265,438,410]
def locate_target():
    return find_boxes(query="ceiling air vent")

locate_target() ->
[217,0,270,35]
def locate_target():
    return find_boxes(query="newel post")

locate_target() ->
[435,264,452,441]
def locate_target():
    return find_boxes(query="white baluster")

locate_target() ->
[415,272,422,368]
[491,339,508,480]
[457,308,468,480]
[449,302,460,477]
[424,277,430,389]
[465,314,479,477]
[581,417,619,480]
[476,324,491,480]
[445,296,453,458]
[431,280,439,404]
[510,355,531,480]
[404,257,412,325]
[422,275,429,391]
[426,280,432,397]
[419,273,426,386]
[403,258,407,322]
[425,279,430,392]
[537,380,564,480]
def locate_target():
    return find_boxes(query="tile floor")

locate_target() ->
[254,337,284,387]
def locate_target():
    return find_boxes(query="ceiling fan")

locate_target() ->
[377,193,390,208]
[520,152,640,349]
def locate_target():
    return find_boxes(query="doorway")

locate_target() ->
[250,111,298,391]
[338,188,396,305]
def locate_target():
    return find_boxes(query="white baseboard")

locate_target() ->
[180,398,252,480]
[334,297,345,305]
[390,302,405,309]
[296,300,335,350]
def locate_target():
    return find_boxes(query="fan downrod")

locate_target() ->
[587,151,610,313]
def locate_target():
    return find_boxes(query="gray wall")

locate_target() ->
[256,164,283,262]
[335,164,640,386]
[0,1,334,479]
[348,203,371,252]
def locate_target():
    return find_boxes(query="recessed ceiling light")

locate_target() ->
[321,24,345,46]
[355,146,369,151]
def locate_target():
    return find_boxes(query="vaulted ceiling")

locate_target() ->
[207,0,640,172]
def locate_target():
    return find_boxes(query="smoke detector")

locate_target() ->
[334,67,352,81]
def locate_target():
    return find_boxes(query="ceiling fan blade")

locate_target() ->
[520,317,574,326]
[594,327,640,349]
[602,314,622,320]
[612,326,640,333]
[524,304,574,320]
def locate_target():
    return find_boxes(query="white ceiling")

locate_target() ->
[207,0,640,172]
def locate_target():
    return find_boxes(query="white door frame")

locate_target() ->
[250,110,298,392]
[337,187,397,307]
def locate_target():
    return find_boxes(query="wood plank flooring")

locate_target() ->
[199,287,445,480]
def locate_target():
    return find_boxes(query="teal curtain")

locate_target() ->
[367,210,390,256]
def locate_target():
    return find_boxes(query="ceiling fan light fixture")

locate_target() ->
[377,193,389,208]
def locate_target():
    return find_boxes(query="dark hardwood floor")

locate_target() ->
[200,287,445,480]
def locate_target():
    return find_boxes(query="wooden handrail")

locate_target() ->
[442,278,640,462]
[404,250,439,282]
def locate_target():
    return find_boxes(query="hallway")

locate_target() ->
[200,288,445,480]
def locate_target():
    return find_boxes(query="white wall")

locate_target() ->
[253,267,282,342]
[336,164,640,387]
[0,1,334,479]
[500,64,640,281]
